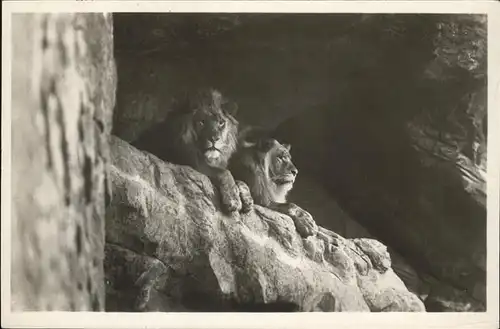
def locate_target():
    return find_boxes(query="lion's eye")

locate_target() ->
[219,120,225,128]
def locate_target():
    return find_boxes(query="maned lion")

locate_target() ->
[229,137,343,245]
[228,137,314,237]
[132,88,253,214]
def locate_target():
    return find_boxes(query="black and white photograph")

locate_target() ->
[2,1,499,328]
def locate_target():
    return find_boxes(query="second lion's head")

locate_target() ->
[170,88,239,168]
[233,137,298,205]
[258,139,298,203]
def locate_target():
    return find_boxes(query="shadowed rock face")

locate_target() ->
[275,112,486,312]
[105,136,424,312]
[11,13,116,311]
[272,16,487,309]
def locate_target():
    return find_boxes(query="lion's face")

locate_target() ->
[192,107,237,165]
[261,139,298,202]
[176,89,239,168]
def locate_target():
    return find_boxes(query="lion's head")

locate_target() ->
[260,139,298,203]
[171,88,239,169]
[231,137,299,205]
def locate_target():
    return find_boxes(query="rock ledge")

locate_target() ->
[105,136,425,312]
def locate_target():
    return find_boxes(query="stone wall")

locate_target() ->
[11,13,116,311]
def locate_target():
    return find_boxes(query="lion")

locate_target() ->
[132,88,253,214]
[229,136,341,244]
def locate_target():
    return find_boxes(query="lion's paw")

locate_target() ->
[235,180,254,213]
[288,203,318,238]
[220,186,242,213]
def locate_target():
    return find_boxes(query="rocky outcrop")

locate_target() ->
[288,175,433,301]
[11,13,116,311]
[105,136,424,312]
[287,174,485,312]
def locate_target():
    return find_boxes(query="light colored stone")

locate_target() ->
[11,13,116,311]
[105,136,425,312]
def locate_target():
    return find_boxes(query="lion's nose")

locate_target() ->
[291,168,298,176]
[209,135,220,143]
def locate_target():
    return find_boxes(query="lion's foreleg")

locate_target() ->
[211,169,243,214]
[235,180,254,213]
[268,202,318,238]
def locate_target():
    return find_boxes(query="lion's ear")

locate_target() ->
[257,138,275,153]
[283,143,291,152]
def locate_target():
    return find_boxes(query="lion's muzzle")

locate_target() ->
[273,174,296,186]
[202,138,225,162]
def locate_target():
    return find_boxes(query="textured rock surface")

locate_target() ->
[288,175,485,312]
[288,175,432,301]
[11,13,116,311]
[105,136,424,312]
[276,115,487,313]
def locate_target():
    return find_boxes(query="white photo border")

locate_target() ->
[2,1,499,329]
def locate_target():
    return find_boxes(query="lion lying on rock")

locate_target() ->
[229,136,342,247]
[132,87,339,248]
[106,135,426,312]
[132,88,253,215]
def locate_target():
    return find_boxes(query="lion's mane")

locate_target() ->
[230,138,294,206]
[133,89,239,171]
